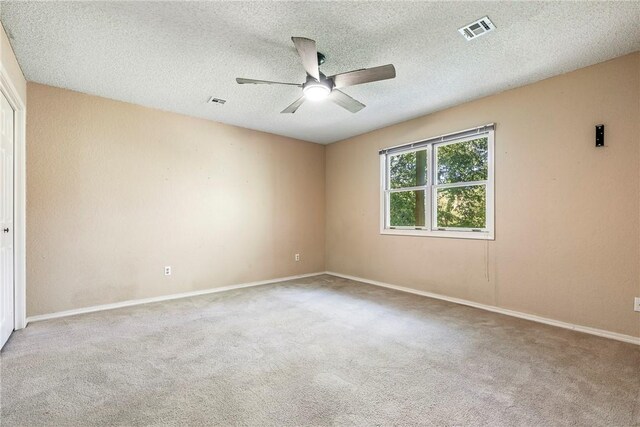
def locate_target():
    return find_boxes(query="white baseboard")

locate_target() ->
[26,272,325,324]
[26,270,640,346]
[325,271,640,346]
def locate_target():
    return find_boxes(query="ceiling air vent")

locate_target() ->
[207,97,226,105]
[458,16,495,41]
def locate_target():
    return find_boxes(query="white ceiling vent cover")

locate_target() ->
[459,16,495,41]
[207,96,226,105]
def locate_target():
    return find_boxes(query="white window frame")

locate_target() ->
[379,125,494,240]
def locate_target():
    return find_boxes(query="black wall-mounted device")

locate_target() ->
[595,124,604,147]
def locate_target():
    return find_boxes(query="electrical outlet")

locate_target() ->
[164,266,171,276]
[294,253,300,262]
[634,297,640,312]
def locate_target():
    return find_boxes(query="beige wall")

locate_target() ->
[326,53,640,338]
[0,21,26,102]
[27,83,325,316]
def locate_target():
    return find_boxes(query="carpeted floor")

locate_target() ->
[1,274,639,426]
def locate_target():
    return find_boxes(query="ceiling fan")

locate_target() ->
[236,37,396,114]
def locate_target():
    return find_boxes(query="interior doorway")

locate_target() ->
[0,90,14,349]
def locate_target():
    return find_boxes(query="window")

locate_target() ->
[380,125,494,239]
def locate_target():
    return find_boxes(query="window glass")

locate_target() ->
[390,190,426,227]
[389,150,427,189]
[435,185,486,229]
[436,137,488,184]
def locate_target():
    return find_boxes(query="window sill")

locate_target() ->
[380,228,494,240]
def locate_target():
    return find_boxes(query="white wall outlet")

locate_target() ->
[164,266,171,276]
[294,253,300,262]
[634,297,640,312]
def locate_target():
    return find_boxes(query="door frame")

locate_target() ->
[0,65,26,330]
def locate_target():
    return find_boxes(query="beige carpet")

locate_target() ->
[1,274,639,426]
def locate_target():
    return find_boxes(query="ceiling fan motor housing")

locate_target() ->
[305,74,333,87]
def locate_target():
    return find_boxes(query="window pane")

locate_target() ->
[436,137,488,184]
[389,190,426,227]
[389,150,427,189]
[436,185,486,229]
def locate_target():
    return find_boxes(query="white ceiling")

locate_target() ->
[2,1,639,144]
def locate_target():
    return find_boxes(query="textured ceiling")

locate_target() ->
[2,1,639,144]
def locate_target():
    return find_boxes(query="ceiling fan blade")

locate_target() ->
[329,90,365,113]
[281,96,306,114]
[330,64,396,89]
[236,78,301,86]
[291,37,320,81]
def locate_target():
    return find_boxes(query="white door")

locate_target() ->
[0,92,14,349]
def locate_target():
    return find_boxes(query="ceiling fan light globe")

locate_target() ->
[303,83,331,101]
